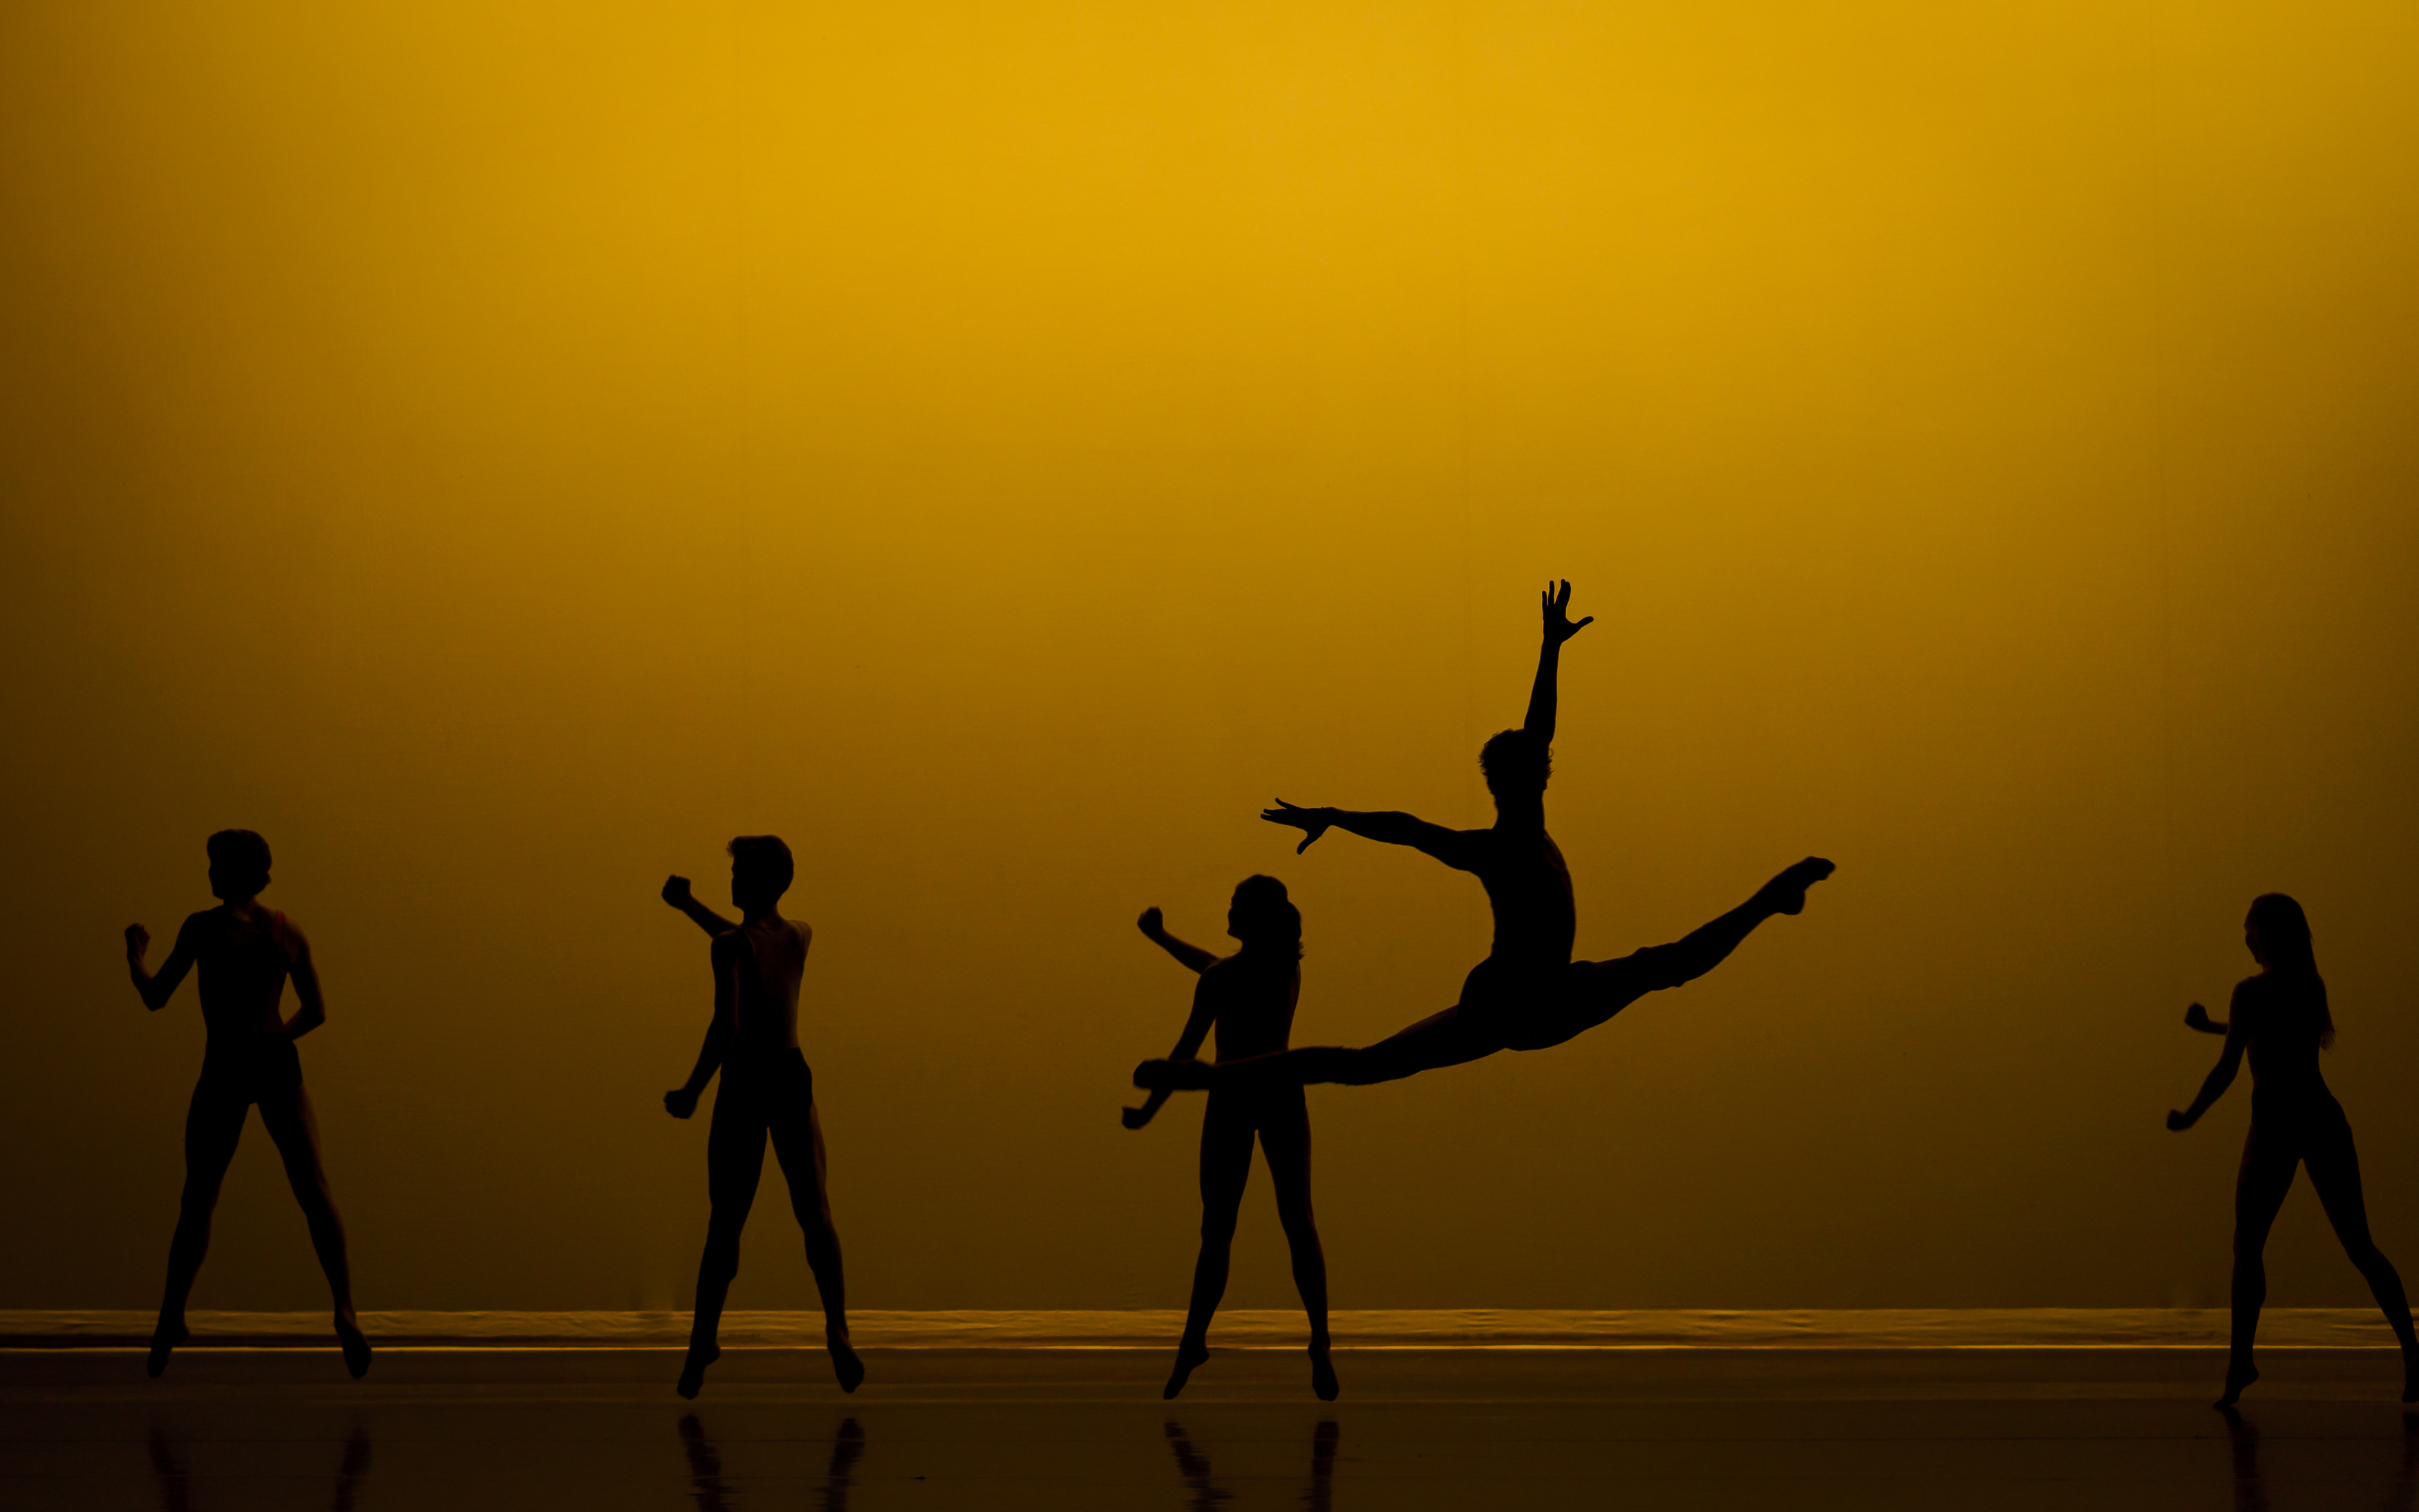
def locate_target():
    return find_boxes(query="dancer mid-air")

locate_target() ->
[1124,880,1335,1401]
[1137,583,1832,1092]
[2167,893,2419,1408]
[659,838,863,1398]
[123,830,370,1379]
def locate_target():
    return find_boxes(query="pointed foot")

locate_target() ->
[830,1337,865,1394]
[146,1321,189,1380]
[2216,1362,2258,1409]
[335,1314,373,1380]
[677,1342,720,1400]
[1163,1339,1210,1401]
[1310,1342,1339,1401]
[1763,857,1836,916]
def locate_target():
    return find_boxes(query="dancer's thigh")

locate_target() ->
[1340,1005,1503,1084]
[764,1061,835,1227]
[2234,1123,2301,1252]
[1198,1095,1257,1219]
[706,1083,772,1222]
[1253,1089,1313,1213]
[1507,953,1671,1052]
[182,1069,251,1189]
[2298,1104,2381,1251]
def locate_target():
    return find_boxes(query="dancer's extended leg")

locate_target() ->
[1168,1097,1256,1399]
[768,1089,862,1392]
[1138,1006,1500,1093]
[258,1083,369,1378]
[2302,1112,2419,1400]
[2223,1126,2299,1407]
[152,1072,247,1378]
[1258,1088,1335,1400]
[683,1092,768,1398]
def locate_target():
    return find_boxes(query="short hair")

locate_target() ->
[1479,729,1551,795]
[1230,873,1303,961]
[206,829,273,890]
[726,835,795,898]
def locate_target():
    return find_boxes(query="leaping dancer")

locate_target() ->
[1136,582,1833,1093]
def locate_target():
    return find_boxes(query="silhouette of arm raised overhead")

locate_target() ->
[1139,907,1221,974]
[1524,579,1593,744]
[2168,985,2252,1131]
[124,914,203,1012]
[663,875,738,938]
[665,934,740,1119]
[1261,800,1485,868]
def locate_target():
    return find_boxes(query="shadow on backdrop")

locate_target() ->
[679,1412,865,1512]
[1163,1419,1337,1512]
[660,838,862,1398]
[2169,894,2419,1408]
[1138,583,1832,1093]
[148,1421,369,1512]
[1127,881,1335,1400]
[123,830,370,1380]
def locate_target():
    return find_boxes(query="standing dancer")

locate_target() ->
[124,829,370,1379]
[1127,880,1335,1400]
[2167,893,2419,1407]
[1137,582,1832,1093]
[660,837,863,1397]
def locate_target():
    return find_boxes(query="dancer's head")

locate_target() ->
[727,834,794,912]
[205,829,272,901]
[1227,874,1303,961]
[2246,892,2332,1046]
[1480,728,1551,800]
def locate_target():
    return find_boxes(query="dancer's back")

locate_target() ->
[179,905,304,1037]
[726,914,809,1055]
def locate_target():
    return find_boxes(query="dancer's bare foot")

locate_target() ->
[335,1311,372,1380]
[2216,1361,2258,1409]
[677,1342,719,1399]
[1760,857,1836,916]
[1135,1058,1214,1092]
[146,1320,188,1379]
[1163,1338,1210,1400]
[829,1334,865,1394]
[1310,1340,1338,1401]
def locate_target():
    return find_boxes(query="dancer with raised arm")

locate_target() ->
[1127,881,1335,1400]
[2167,893,2419,1407]
[659,838,863,1398]
[1136,583,1832,1094]
[124,830,370,1379]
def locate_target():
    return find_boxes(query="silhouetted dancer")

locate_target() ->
[1127,882,1335,1400]
[2169,893,2419,1408]
[1136,583,1833,1094]
[660,838,863,1397]
[124,830,369,1380]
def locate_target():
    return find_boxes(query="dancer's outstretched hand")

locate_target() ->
[1262,800,1333,854]
[664,1086,699,1119]
[1542,580,1593,645]
[1122,1103,1158,1130]
[124,923,150,963]
[661,874,693,909]
[1137,907,1166,939]
[2167,1108,2197,1131]
[2183,1003,2223,1035]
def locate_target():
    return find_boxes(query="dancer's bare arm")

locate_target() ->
[1138,907,1221,974]
[2168,985,2251,1130]
[662,875,738,937]
[1524,579,1593,744]
[1262,800,1485,867]
[282,922,327,1040]
[125,915,203,1011]
[1124,958,1223,1129]
[666,935,738,1119]
[2183,1002,2226,1035]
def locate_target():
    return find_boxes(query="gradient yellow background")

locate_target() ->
[4,0,2416,1314]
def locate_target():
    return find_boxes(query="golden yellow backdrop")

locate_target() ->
[3,0,2416,1312]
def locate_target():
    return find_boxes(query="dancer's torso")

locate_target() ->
[193,906,298,1040]
[1205,954,1300,1062]
[728,915,809,1056]
[2236,973,2335,1123]
[1472,826,1576,972]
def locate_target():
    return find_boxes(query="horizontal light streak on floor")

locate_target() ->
[0,1307,2402,1350]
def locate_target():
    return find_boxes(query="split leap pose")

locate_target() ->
[2167,893,2419,1408]
[124,830,370,1379]
[661,837,862,1397]
[1126,879,1335,1401]
[1137,583,1832,1093]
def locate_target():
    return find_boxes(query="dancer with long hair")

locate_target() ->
[2168,892,2419,1406]
[1136,583,1831,1095]
[660,837,863,1398]
[124,829,370,1379]
[1127,879,1334,1399]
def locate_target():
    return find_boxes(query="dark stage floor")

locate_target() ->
[3,1346,2412,1509]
